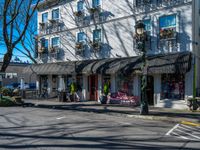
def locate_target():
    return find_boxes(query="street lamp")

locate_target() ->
[135,20,149,115]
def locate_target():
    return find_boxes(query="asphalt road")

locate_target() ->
[0,106,199,150]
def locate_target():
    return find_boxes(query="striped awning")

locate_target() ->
[23,52,192,75]
[23,62,75,75]
[128,51,192,74]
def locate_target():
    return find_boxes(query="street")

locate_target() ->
[0,106,199,150]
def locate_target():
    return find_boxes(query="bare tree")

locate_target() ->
[0,0,41,72]
[15,16,38,64]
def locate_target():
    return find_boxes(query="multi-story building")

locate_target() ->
[27,0,200,109]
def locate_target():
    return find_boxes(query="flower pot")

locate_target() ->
[100,95,107,104]
[187,98,199,110]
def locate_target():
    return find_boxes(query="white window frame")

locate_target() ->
[52,8,60,20]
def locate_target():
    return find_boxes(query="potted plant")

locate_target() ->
[70,81,77,102]
[74,11,83,17]
[100,81,110,104]
[187,98,199,111]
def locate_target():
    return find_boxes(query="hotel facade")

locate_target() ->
[25,0,200,109]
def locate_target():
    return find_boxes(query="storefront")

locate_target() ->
[161,74,185,100]
[24,51,192,108]
[116,73,134,96]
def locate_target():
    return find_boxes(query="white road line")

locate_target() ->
[181,124,200,131]
[166,124,180,136]
[56,116,66,120]
[171,132,190,140]
[176,128,200,140]
[179,125,200,135]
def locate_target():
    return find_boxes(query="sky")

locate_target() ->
[0,0,39,63]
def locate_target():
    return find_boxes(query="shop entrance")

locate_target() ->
[146,76,154,105]
[89,75,98,101]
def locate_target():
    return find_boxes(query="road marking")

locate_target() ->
[181,121,200,127]
[176,128,200,140]
[56,116,66,120]
[166,124,179,136]
[180,124,200,131]
[171,131,190,140]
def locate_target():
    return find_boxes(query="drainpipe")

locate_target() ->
[192,0,196,98]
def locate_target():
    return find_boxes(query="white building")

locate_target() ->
[25,0,200,109]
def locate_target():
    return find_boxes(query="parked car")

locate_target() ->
[18,83,29,89]
[18,83,36,90]
[29,83,36,89]
[4,83,20,90]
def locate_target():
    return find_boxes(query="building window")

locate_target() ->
[77,1,84,11]
[41,38,48,49]
[159,14,176,40]
[52,37,59,47]
[42,12,48,23]
[93,29,101,42]
[143,19,151,31]
[161,74,185,100]
[136,0,151,6]
[116,74,134,96]
[77,32,86,42]
[92,0,100,8]
[159,15,176,29]
[52,8,59,20]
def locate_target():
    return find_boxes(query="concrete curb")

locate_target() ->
[24,101,200,124]
[126,114,180,123]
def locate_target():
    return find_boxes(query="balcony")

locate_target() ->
[38,47,46,54]
[88,5,101,14]
[159,28,177,41]
[39,22,48,34]
[75,42,85,55]
[90,40,101,52]
[48,46,60,61]
[74,10,85,17]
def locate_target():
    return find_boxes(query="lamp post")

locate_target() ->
[135,21,149,115]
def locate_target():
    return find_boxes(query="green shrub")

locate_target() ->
[0,96,15,107]
[0,87,13,96]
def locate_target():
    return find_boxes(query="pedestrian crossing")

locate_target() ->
[166,122,200,141]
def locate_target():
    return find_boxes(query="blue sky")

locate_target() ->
[0,0,39,63]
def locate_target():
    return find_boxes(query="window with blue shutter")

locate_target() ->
[41,38,48,49]
[42,12,48,23]
[52,37,59,47]
[93,29,101,42]
[77,32,86,42]
[92,0,100,8]
[52,8,59,20]
[159,15,176,29]
[143,19,151,31]
[77,1,84,11]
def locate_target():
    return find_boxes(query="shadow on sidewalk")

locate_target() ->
[23,101,200,123]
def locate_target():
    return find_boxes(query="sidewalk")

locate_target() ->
[24,98,200,124]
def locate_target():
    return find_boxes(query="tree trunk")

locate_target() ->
[0,49,12,72]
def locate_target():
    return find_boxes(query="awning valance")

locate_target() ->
[23,62,75,75]
[126,51,192,74]
[23,52,192,75]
